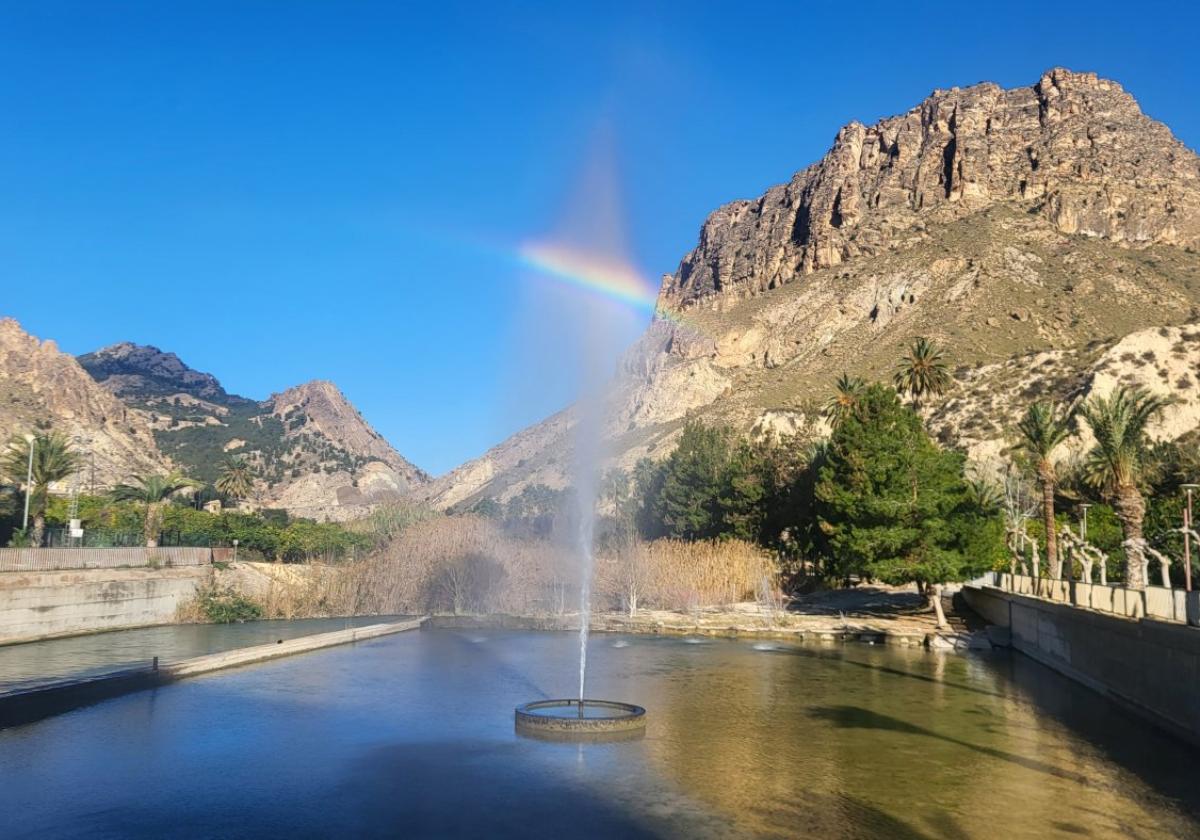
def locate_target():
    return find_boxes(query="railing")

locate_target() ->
[42,528,214,549]
[975,571,1200,626]
[0,547,213,573]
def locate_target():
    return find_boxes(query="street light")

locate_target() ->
[1079,503,1091,543]
[1182,484,1198,592]
[21,433,35,533]
[232,538,239,564]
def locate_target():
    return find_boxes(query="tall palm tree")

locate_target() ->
[893,337,952,410]
[825,373,866,427]
[1,432,81,546]
[1078,386,1169,590]
[215,457,255,505]
[110,472,202,547]
[1016,402,1073,579]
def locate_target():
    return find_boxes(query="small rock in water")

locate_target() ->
[612,640,630,648]
[752,642,778,651]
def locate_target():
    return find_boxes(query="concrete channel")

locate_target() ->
[0,616,427,729]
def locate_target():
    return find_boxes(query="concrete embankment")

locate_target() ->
[0,566,212,645]
[0,617,425,729]
[963,583,1200,746]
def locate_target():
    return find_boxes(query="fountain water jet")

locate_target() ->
[512,123,652,737]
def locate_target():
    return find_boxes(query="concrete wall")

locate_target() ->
[963,584,1200,745]
[0,567,211,644]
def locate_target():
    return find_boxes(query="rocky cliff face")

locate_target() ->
[77,342,428,520]
[79,343,230,402]
[664,69,1199,307]
[0,320,170,486]
[427,68,1200,510]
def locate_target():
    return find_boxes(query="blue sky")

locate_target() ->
[2,1,1198,475]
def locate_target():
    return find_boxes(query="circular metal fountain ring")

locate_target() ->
[515,699,646,737]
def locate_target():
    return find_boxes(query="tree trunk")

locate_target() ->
[1114,484,1148,590]
[1039,464,1060,579]
[31,512,45,547]
[144,502,162,548]
[928,584,948,629]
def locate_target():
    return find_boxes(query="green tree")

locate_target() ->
[652,422,735,540]
[215,457,255,505]
[893,337,951,410]
[815,384,980,627]
[1016,402,1073,579]
[110,471,202,547]
[825,372,866,428]
[1,432,81,546]
[1078,386,1169,590]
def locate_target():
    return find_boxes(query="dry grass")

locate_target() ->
[594,538,778,615]
[201,515,780,620]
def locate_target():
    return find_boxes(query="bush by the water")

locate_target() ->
[183,585,264,623]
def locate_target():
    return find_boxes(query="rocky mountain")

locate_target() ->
[0,319,169,487]
[423,68,1200,510]
[76,342,428,520]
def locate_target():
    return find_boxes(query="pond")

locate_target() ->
[0,629,1197,838]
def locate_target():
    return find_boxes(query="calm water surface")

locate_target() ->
[0,629,1197,838]
[0,616,402,690]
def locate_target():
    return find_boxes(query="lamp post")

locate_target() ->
[21,433,35,533]
[232,539,239,564]
[1183,485,1198,592]
[1079,503,1091,542]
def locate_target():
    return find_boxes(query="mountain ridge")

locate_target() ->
[423,67,1200,510]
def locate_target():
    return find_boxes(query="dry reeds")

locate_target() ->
[188,515,780,621]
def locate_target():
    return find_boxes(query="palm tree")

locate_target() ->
[1,432,81,546]
[1078,386,1169,590]
[825,373,866,427]
[1017,402,1073,579]
[215,457,255,506]
[893,337,952,410]
[110,472,202,547]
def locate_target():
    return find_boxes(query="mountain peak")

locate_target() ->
[78,342,229,402]
[662,67,1200,308]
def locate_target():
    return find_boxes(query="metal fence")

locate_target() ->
[42,528,214,549]
[0,547,213,573]
[977,571,1200,626]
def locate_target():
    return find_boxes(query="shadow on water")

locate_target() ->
[339,741,659,839]
[807,705,1090,785]
[775,645,1007,700]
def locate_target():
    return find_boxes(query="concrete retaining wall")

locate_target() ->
[0,567,212,644]
[963,584,1200,745]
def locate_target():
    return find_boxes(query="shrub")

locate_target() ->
[188,585,264,623]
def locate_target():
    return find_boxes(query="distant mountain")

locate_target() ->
[423,68,1200,509]
[72,342,429,520]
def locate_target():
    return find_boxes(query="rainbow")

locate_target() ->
[518,241,660,312]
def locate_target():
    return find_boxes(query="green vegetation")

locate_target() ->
[110,471,203,547]
[215,457,255,503]
[1016,402,1073,579]
[1077,386,1171,589]
[1,432,82,546]
[815,385,988,626]
[193,584,264,623]
[893,337,951,409]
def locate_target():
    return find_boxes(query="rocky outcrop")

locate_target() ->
[664,69,1200,307]
[0,319,170,486]
[79,342,230,401]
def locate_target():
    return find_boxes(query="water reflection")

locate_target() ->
[0,630,1196,838]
